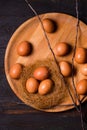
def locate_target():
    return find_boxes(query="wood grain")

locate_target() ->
[0,0,87,129]
[5,13,87,112]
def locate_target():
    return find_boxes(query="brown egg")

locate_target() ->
[33,66,49,81]
[75,47,87,64]
[42,18,55,33]
[17,41,31,56]
[38,79,53,95]
[81,64,87,76]
[9,63,23,79]
[59,61,72,77]
[26,77,39,94]
[53,42,70,56]
[76,79,87,95]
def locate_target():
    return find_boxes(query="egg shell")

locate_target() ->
[76,79,87,95]
[17,41,31,56]
[9,63,23,79]
[38,79,53,95]
[33,66,49,81]
[42,18,56,33]
[26,77,39,94]
[75,47,87,64]
[59,61,72,77]
[54,42,70,56]
[81,64,87,76]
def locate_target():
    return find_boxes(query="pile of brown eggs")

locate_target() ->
[9,18,87,96]
[26,66,53,95]
[9,40,53,95]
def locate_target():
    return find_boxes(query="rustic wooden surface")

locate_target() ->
[0,0,87,129]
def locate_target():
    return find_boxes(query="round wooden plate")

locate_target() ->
[5,13,87,112]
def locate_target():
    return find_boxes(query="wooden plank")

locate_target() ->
[0,0,87,129]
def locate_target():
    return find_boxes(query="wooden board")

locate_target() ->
[5,13,87,112]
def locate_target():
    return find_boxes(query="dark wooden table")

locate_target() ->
[0,0,87,130]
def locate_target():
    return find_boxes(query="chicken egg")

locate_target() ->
[33,66,49,81]
[76,79,87,95]
[26,77,39,94]
[42,18,55,33]
[9,63,23,79]
[17,41,31,56]
[54,42,70,56]
[75,47,87,64]
[81,64,87,76]
[38,79,53,95]
[59,61,72,77]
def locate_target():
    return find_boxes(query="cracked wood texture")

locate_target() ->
[0,0,87,130]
